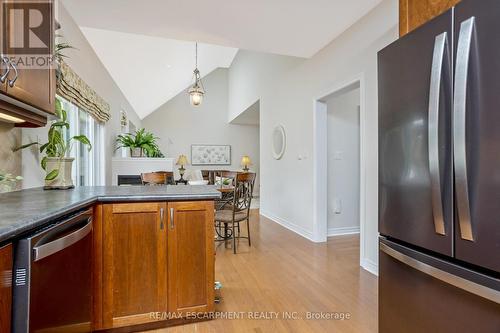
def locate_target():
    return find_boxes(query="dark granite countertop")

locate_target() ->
[0,185,221,243]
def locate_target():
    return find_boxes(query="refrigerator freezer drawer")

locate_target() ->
[379,238,500,333]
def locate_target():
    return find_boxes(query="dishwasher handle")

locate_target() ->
[33,214,93,262]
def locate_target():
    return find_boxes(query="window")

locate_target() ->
[58,96,104,186]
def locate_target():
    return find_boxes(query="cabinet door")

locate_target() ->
[167,201,215,315]
[399,0,460,36]
[0,244,12,333]
[102,202,167,329]
[3,0,55,114]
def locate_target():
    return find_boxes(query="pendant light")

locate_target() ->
[188,42,205,106]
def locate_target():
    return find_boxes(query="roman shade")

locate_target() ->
[56,60,111,123]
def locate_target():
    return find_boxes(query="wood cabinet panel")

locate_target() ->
[101,202,167,329]
[92,204,104,330]
[167,201,215,315]
[0,243,12,333]
[399,0,460,36]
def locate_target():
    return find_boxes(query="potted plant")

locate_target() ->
[116,128,164,158]
[0,172,23,193]
[15,99,92,189]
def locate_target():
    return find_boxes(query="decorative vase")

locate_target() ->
[130,147,143,157]
[44,157,75,190]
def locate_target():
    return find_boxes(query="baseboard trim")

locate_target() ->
[327,226,360,237]
[260,210,317,242]
[361,258,378,276]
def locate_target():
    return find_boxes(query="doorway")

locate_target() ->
[230,99,260,208]
[313,75,368,271]
[324,84,360,236]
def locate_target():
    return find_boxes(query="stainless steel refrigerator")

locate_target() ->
[378,0,500,331]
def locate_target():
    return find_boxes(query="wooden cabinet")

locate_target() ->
[0,0,55,126]
[94,200,216,330]
[4,67,56,116]
[399,0,461,36]
[4,0,55,115]
[167,201,215,315]
[100,202,168,329]
[0,244,12,333]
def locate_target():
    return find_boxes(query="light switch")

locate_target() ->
[334,198,342,214]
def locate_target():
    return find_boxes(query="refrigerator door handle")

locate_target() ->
[380,242,500,305]
[454,17,475,241]
[428,32,448,236]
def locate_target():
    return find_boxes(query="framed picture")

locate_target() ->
[191,145,231,165]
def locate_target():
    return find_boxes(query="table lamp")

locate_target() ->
[176,155,189,182]
[241,155,252,172]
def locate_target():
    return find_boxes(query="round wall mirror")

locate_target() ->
[272,125,286,160]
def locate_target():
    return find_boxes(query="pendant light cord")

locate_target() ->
[195,42,198,69]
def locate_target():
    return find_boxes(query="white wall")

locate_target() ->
[325,87,360,236]
[142,68,260,192]
[228,51,303,122]
[228,0,398,273]
[21,1,142,188]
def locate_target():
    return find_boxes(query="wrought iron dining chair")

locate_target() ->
[214,171,237,210]
[215,172,256,254]
[141,171,174,185]
[201,170,217,185]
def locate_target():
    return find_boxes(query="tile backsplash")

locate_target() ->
[0,122,22,179]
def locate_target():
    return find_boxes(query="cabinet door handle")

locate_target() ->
[7,60,18,88]
[160,208,164,229]
[0,56,10,83]
[170,208,174,229]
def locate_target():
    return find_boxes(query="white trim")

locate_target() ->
[361,258,378,276]
[260,210,317,243]
[327,226,360,237]
[312,100,328,242]
[97,124,106,186]
[313,73,370,270]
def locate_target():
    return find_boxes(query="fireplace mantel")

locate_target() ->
[111,157,175,185]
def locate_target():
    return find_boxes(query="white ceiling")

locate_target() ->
[78,28,237,119]
[62,0,382,119]
[63,0,382,58]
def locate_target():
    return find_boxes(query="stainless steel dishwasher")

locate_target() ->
[12,208,93,333]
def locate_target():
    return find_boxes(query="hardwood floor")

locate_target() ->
[148,210,378,333]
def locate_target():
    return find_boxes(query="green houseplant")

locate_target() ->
[0,172,22,193]
[116,128,164,158]
[15,99,92,189]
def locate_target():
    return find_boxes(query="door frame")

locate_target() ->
[312,73,368,270]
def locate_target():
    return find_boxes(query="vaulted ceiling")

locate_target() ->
[61,0,382,119]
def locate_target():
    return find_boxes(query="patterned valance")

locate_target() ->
[56,60,111,123]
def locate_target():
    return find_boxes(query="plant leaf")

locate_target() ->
[39,142,49,153]
[51,121,69,129]
[41,156,48,170]
[13,141,39,152]
[45,169,59,181]
[72,135,92,151]
[55,98,63,119]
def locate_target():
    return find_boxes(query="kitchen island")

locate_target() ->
[0,185,221,332]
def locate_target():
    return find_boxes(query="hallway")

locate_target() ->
[153,210,378,333]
